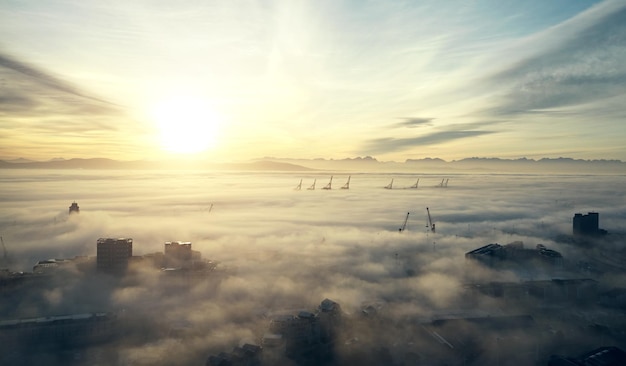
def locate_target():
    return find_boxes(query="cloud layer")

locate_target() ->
[1,170,625,363]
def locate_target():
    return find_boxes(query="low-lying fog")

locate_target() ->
[2,171,623,268]
[1,169,624,364]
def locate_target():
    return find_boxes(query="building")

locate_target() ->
[0,312,117,348]
[549,346,626,366]
[33,258,72,274]
[573,212,607,236]
[463,278,598,306]
[164,241,194,269]
[261,299,341,363]
[206,344,262,366]
[69,201,80,214]
[465,243,507,267]
[465,241,563,268]
[96,238,132,274]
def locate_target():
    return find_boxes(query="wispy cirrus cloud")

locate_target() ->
[394,117,435,128]
[481,2,626,118]
[0,51,145,159]
[0,53,115,106]
[363,130,495,155]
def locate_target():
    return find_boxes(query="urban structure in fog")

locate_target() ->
[96,237,132,274]
[549,346,626,366]
[163,241,202,269]
[1,208,625,365]
[465,241,563,268]
[573,212,607,236]
[68,201,79,215]
[0,312,116,349]
[207,298,342,365]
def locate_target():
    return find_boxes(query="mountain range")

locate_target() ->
[1,156,625,174]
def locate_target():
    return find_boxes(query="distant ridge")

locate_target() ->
[0,158,313,171]
[258,156,626,174]
[1,156,624,173]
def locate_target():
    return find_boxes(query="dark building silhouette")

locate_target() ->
[96,238,132,274]
[465,241,563,268]
[573,212,607,236]
[463,278,598,306]
[549,346,626,366]
[206,343,262,366]
[0,312,117,349]
[164,241,193,269]
[260,299,341,364]
[69,201,80,214]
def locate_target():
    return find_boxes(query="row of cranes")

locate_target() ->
[384,179,419,189]
[398,208,436,233]
[295,177,449,190]
[385,178,448,189]
[294,176,350,191]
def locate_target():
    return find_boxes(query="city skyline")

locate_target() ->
[1,0,626,162]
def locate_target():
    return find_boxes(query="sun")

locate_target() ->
[150,96,221,154]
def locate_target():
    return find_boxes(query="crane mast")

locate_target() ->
[322,176,333,190]
[426,207,435,233]
[341,176,351,189]
[1,236,7,265]
[399,212,409,232]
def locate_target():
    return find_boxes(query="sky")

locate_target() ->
[1,171,625,363]
[1,0,625,162]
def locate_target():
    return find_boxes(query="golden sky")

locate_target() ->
[1,0,625,162]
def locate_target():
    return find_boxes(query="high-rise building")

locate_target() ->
[573,212,601,236]
[164,241,192,269]
[97,238,132,274]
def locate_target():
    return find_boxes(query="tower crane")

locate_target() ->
[1,236,8,265]
[322,176,333,190]
[426,207,435,233]
[399,212,409,232]
[341,176,351,189]
[307,179,316,190]
[294,179,302,191]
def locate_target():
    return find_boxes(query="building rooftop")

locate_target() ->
[0,312,111,329]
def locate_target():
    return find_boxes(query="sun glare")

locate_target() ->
[151,96,221,154]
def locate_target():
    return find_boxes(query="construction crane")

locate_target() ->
[341,176,351,189]
[1,236,8,266]
[410,179,419,189]
[436,178,449,188]
[322,176,333,190]
[294,179,302,191]
[399,212,409,232]
[307,179,316,190]
[384,179,393,189]
[426,207,435,233]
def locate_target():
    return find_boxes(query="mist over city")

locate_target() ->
[1,169,625,365]
[2,0,626,364]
